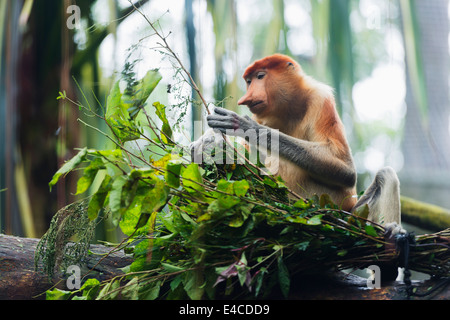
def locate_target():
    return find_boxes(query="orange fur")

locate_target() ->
[239,54,357,210]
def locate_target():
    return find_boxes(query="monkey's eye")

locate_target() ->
[256,72,266,80]
[246,79,252,85]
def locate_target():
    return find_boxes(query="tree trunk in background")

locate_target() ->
[401,0,450,210]
[18,1,69,236]
[185,0,202,141]
[2,0,24,236]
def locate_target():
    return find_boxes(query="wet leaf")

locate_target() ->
[365,224,378,237]
[49,147,88,191]
[165,161,182,188]
[109,175,128,216]
[76,158,104,195]
[233,180,250,197]
[153,102,173,144]
[182,163,204,193]
[88,174,112,220]
[354,204,370,220]
[46,289,71,300]
[307,215,323,226]
[216,180,240,209]
[277,256,290,298]
[319,194,335,208]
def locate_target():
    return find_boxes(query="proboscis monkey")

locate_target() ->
[191,54,403,235]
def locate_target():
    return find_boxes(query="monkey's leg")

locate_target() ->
[352,167,404,234]
[353,167,407,281]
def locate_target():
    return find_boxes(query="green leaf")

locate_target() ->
[76,170,97,195]
[307,214,323,226]
[197,213,212,223]
[49,147,88,191]
[263,176,277,188]
[134,212,151,231]
[354,204,370,220]
[153,102,173,144]
[236,253,248,287]
[216,179,234,193]
[170,275,184,292]
[216,179,240,209]
[96,280,120,300]
[277,256,290,298]
[105,81,124,119]
[365,224,378,237]
[57,91,67,100]
[109,175,128,216]
[120,277,139,300]
[129,168,156,180]
[46,288,71,300]
[183,270,204,300]
[80,278,101,291]
[182,163,204,193]
[134,70,162,104]
[141,281,162,300]
[233,180,250,197]
[141,179,170,214]
[162,262,185,273]
[119,201,143,236]
[165,160,182,188]
[286,216,308,224]
[129,240,151,272]
[254,268,267,297]
[79,278,101,300]
[119,178,168,236]
[319,194,335,208]
[91,149,124,161]
[105,81,140,142]
[295,241,310,251]
[228,213,246,228]
[76,158,104,195]
[293,199,311,209]
[121,69,162,119]
[88,175,112,220]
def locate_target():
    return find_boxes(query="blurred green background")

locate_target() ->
[1,0,449,239]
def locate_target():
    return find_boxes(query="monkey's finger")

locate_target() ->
[207,114,235,123]
[207,119,236,130]
[213,107,235,116]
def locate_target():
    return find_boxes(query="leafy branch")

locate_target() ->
[36,10,450,301]
[127,1,296,196]
[129,0,211,115]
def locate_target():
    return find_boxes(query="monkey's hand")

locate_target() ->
[189,128,225,163]
[384,222,407,239]
[207,107,258,137]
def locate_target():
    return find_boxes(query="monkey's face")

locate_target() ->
[238,70,270,115]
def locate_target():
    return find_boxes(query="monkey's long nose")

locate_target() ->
[238,93,252,106]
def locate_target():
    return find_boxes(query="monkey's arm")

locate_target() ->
[207,107,356,188]
[271,131,356,188]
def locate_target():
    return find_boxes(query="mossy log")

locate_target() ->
[0,234,449,300]
[0,234,133,300]
[401,196,450,231]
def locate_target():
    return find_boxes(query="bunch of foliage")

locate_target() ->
[35,66,450,300]
[36,6,449,299]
